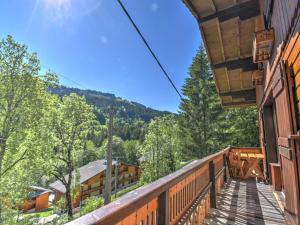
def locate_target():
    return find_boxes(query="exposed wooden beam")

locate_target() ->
[240,69,244,90]
[216,19,226,62]
[212,57,258,71]
[223,100,256,107]
[225,68,231,91]
[182,0,200,20]
[220,89,256,101]
[236,18,241,58]
[208,0,217,13]
[199,0,260,24]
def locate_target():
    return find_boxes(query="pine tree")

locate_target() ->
[179,46,225,159]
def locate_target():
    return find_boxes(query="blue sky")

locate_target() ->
[0,0,201,112]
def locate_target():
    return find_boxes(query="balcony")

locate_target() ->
[66,147,285,225]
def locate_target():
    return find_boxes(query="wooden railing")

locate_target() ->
[67,147,230,225]
[227,147,263,179]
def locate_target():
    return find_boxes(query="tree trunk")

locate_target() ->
[104,111,113,205]
[0,141,6,223]
[66,149,73,220]
[155,126,160,180]
[65,182,73,220]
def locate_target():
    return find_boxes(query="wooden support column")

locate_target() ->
[157,190,170,225]
[209,161,216,208]
[223,154,228,182]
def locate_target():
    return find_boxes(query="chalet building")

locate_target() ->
[67,1,300,225]
[49,160,140,208]
[22,186,52,212]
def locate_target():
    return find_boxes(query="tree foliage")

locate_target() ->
[179,46,259,159]
[48,93,97,220]
[0,36,260,224]
[179,46,226,158]
[140,115,182,184]
[0,35,57,223]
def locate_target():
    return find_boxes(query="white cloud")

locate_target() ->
[151,3,158,12]
[42,0,72,22]
[100,35,108,44]
[39,0,102,24]
[43,0,71,9]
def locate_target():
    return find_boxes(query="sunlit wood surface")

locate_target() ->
[205,179,285,225]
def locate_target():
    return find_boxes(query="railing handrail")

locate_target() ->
[66,147,230,225]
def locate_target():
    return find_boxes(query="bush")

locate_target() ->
[81,197,104,215]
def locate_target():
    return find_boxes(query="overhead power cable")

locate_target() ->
[41,64,88,90]
[117,0,183,100]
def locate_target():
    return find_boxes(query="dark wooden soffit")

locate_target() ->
[223,100,256,107]
[220,89,256,101]
[198,0,261,24]
[212,57,258,72]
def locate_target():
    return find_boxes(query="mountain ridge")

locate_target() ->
[50,86,172,123]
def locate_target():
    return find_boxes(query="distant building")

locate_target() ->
[49,160,140,207]
[22,186,52,212]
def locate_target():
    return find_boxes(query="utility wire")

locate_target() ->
[41,64,88,90]
[116,0,183,100]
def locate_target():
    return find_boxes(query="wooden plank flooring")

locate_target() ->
[205,179,286,224]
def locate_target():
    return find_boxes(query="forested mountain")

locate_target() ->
[49,86,171,123]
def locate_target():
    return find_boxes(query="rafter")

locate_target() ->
[225,68,231,91]
[208,0,217,13]
[236,18,241,58]
[199,0,260,24]
[219,88,256,101]
[216,19,226,62]
[223,100,256,107]
[212,57,258,71]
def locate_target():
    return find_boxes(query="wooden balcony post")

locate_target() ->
[209,160,216,208]
[223,154,228,182]
[157,190,170,225]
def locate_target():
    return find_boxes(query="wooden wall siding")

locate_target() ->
[269,0,299,64]
[265,33,300,223]
[35,193,50,212]
[284,32,300,128]
[282,31,300,224]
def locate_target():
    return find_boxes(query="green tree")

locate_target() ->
[179,46,225,159]
[225,108,259,147]
[140,115,182,184]
[179,46,259,159]
[0,35,56,223]
[49,93,96,220]
[81,196,104,215]
[99,136,126,162]
[123,140,141,165]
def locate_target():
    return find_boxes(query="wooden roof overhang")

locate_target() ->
[183,0,264,107]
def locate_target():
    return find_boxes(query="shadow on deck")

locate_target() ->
[205,179,285,225]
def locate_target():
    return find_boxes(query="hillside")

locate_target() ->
[50,86,172,123]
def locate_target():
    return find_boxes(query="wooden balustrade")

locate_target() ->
[66,147,230,225]
[227,147,263,179]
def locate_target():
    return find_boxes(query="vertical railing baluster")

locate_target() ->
[209,160,216,208]
[157,190,170,225]
[223,153,228,183]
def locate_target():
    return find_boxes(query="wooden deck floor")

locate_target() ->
[205,179,286,225]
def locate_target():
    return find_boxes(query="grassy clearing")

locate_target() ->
[112,182,143,201]
[23,206,54,218]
